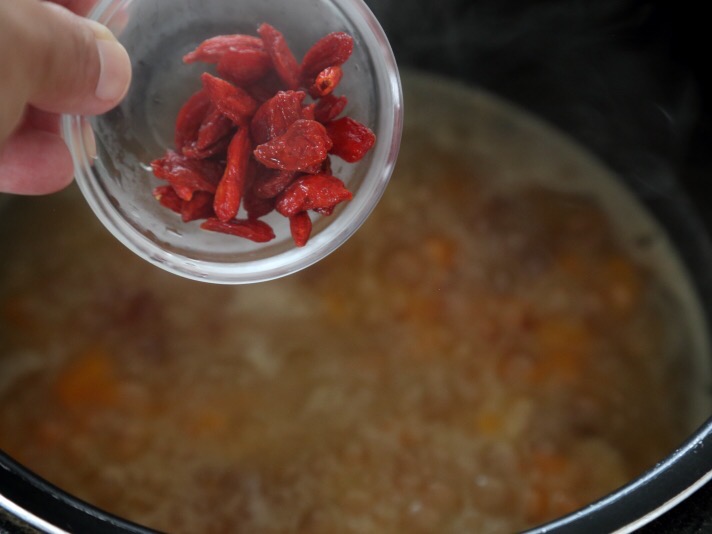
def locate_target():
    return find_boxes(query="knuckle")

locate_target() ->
[31,3,101,108]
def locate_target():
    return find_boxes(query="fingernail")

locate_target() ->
[86,20,132,102]
[81,118,97,161]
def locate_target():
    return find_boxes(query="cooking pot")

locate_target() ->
[2,0,712,532]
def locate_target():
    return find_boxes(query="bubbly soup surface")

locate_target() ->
[0,73,706,533]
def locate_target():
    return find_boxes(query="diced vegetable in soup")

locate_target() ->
[0,73,707,534]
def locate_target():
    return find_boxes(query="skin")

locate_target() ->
[0,0,131,194]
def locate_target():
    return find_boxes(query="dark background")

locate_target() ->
[365,0,712,211]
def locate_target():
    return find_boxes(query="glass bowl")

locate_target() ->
[62,0,402,284]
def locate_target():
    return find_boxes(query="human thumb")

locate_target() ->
[13,1,132,117]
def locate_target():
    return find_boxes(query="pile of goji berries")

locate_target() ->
[150,23,376,247]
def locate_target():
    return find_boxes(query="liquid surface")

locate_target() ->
[0,73,708,533]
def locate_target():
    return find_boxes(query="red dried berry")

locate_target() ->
[276,174,353,217]
[181,191,215,222]
[201,73,258,126]
[309,66,343,98]
[321,155,333,176]
[214,128,251,222]
[196,105,234,148]
[153,185,183,214]
[182,104,234,159]
[174,89,211,153]
[250,91,307,145]
[245,72,285,103]
[253,169,297,199]
[300,32,354,83]
[183,34,264,64]
[151,150,224,196]
[201,217,276,243]
[257,23,300,90]
[325,116,376,163]
[254,119,332,172]
[217,48,273,85]
[154,25,364,249]
[313,206,335,216]
[243,190,276,220]
[314,94,347,123]
[301,103,316,121]
[296,153,334,176]
[172,185,196,202]
[183,136,231,160]
[289,212,312,247]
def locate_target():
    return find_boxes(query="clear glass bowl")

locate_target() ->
[62,0,402,284]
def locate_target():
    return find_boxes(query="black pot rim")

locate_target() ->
[1,417,712,533]
[527,417,712,533]
[0,451,154,534]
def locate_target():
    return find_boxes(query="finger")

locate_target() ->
[23,107,61,135]
[47,0,97,17]
[0,129,74,195]
[10,1,131,116]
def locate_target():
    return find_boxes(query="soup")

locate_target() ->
[0,73,708,533]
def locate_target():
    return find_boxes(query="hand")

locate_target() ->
[0,0,131,195]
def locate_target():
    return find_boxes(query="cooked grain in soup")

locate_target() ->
[0,73,708,533]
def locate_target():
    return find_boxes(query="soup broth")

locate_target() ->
[0,73,708,533]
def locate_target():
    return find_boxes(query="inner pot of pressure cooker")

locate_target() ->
[1,1,712,533]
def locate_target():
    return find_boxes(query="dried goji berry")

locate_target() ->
[201,73,258,126]
[151,150,224,196]
[217,48,273,85]
[243,189,276,220]
[245,72,285,103]
[254,119,332,172]
[321,155,333,176]
[300,32,354,83]
[313,205,335,216]
[314,94,347,123]
[181,191,215,222]
[153,185,183,214]
[257,23,300,90]
[289,212,312,247]
[214,128,251,222]
[182,104,234,159]
[253,169,297,199]
[276,174,353,217]
[183,136,232,160]
[172,185,196,202]
[197,105,234,147]
[183,34,264,64]
[325,116,376,163]
[201,217,276,243]
[153,24,370,248]
[309,66,343,98]
[174,89,211,153]
[301,103,316,121]
[250,91,307,145]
